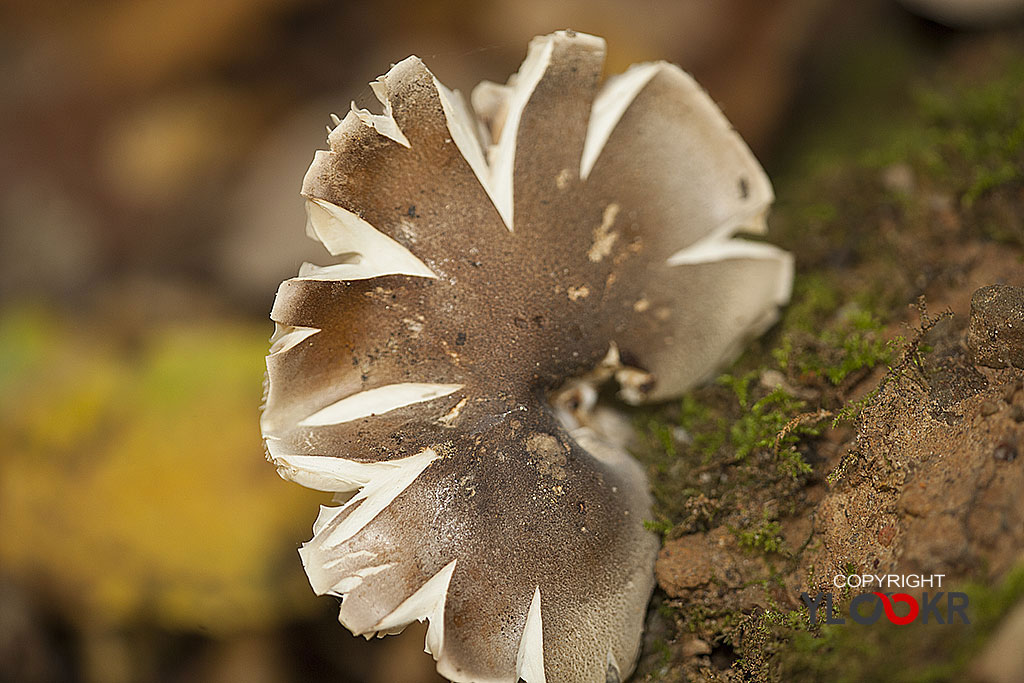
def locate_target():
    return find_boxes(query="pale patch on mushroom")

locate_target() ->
[567,284,590,301]
[588,202,621,262]
[437,397,469,426]
[263,30,793,683]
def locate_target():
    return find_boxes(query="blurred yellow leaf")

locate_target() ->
[0,307,326,634]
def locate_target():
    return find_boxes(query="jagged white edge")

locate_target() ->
[268,323,319,356]
[434,35,555,231]
[667,237,780,265]
[299,383,464,426]
[313,505,360,536]
[270,444,437,496]
[270,447,439,582]
[579,62,661,180]
[371,559,458,653]
[351,80,411,148]
[272,443,520,679]
[261,322,323,434]
[302,197,437,280]
[516,587,547,683]
[433,78,495,210]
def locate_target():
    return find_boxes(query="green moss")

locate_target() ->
[731,606,814,681]
[777,445,814,481]
[778,274,843,333]
[775,303,895,387]
[678,393,728,461]
[727,382,813,461]
[735,515,786,555]
[912,64,1024,203]
[778,30,1024,211]
[824,310,894,385]
[634,368,824,539]
[856,54,1024,238]
[677,373,817,465]
[635,413,699,529]
[643,518,674,539]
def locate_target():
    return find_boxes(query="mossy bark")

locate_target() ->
[631,26,1024,683]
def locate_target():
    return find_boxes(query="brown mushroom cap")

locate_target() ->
[262,30,791,683]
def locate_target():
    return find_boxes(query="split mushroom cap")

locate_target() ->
[262,30,792,683]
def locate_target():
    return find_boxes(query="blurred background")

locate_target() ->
[1,1,1022,681]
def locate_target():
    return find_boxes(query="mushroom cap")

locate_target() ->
[262,30,791,683]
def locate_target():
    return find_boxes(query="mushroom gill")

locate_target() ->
[261,30,792,683]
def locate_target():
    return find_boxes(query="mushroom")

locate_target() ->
[262,30,792,682]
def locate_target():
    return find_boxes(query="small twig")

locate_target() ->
[773,409,834,456]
